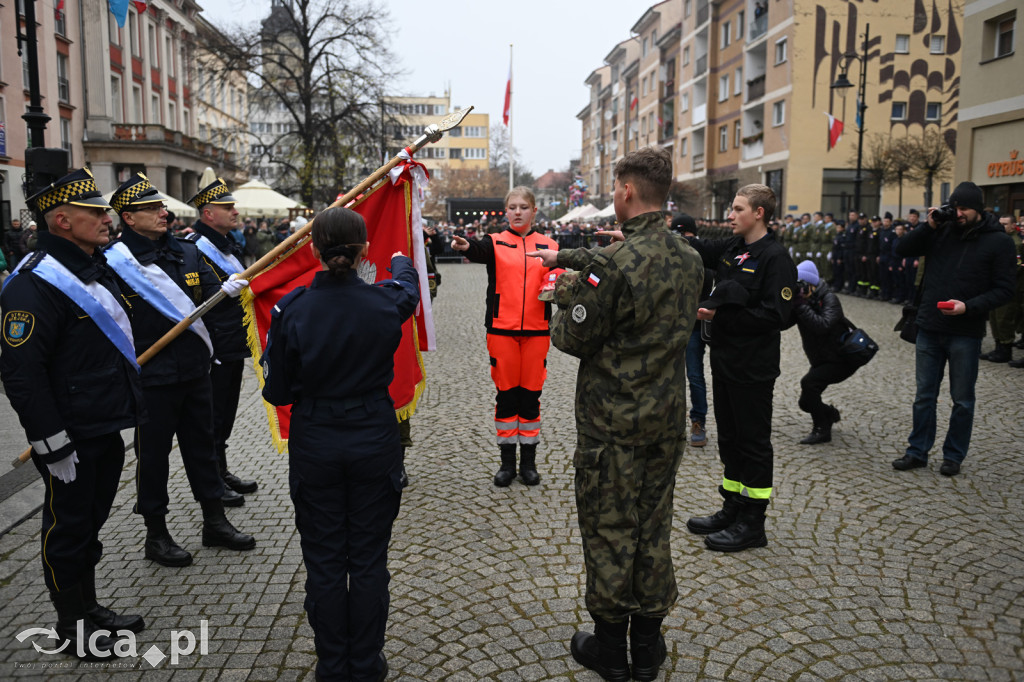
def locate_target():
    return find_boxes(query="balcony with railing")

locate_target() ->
[746,74,765,102]
[692,103,707,125]
[110,123,238,165]
[697,1,709,26]
[742,134,763,160]
[750,13,768,40]
[693,153,705,172]
[695,54,708,77]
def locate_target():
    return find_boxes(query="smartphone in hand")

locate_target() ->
[937,301,955,310]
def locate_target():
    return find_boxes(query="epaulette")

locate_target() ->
[271,287,306,318]
[18,251,46,273]
[182,232,200,242]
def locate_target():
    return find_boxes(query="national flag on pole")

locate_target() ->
[629,95,639,111]
[242,159,434,452]
[108,0,147,27]
[503,61,512,126]
[825,112,844,150]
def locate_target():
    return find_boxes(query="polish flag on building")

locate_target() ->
[630,95,639,111]
[825,112,844,150]
[503,62,512,126]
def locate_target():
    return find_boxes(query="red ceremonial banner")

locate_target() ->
[241,172,427,452]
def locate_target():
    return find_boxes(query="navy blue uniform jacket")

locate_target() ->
[260,256,420,408]
[186,221,249,361]
[0,232,145,464]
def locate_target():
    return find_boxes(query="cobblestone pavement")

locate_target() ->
[0,262,1022,681]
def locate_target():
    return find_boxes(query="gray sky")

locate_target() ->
[199,0,634,177]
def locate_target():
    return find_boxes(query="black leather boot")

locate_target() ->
[81,567,145,633]
[980,342,1012,363]
[493,444,517,487]
[686,486,740,534]
[50,584,119,661]
[519,443,541,486]
[200,500,256,551]
[630,615,667,682]
[704,500,768,552]
[799,425,826,444]
[144,514,193,567]
[570,616,630,681]
[219,449,258,494]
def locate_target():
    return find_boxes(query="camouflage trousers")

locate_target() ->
[574,432,685,622]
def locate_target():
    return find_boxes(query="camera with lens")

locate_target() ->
[931,204,956,225]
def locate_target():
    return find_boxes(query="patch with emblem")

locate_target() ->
[184,271,200,286]
[262,362,270,379]
[781,287,793,301]
[571,304,587,323]
[3,311,35,347]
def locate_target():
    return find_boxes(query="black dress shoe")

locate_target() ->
[939,460,961,476]
[892,454,927,471]
[221,488,245,507]
[223,471,258,494]
[87,603,146,634]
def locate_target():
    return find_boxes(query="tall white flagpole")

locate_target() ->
[508,44,514,191]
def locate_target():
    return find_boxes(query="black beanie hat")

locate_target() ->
[949,182,985,212]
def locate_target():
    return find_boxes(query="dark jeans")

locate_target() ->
[712,375,775,499]
[685,329,707,424]
[905,328,981,464]
[798,361,858,424]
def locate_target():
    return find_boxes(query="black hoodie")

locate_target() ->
[895,211,1015,337]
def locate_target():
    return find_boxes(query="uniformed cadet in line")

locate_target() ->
[260,207,420,682]
[185,179,260,500]
[529,147,703,682]
[0,169,146,659]
[106,174,256,567]
[979,214,1022,364]
[684,183,797,553]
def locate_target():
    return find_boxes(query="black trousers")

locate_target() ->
[830,260,845,290]
[209,359,244,466]
[798,362,858,425]
[878,260,892,299]
[32,433,125,594]
[289,396,405,681]
[712,375,775,499]
[134,375,225,516]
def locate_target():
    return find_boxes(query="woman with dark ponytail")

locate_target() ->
[260,206,419,682]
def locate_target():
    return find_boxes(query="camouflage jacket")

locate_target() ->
[552,211,704,445]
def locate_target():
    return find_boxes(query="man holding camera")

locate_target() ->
[893,182,1015,476]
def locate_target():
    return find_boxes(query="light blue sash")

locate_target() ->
[31,255,140,371]
[105,242,214,356]
[194,236,244,276]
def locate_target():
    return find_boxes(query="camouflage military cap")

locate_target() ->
[552,269,579,308]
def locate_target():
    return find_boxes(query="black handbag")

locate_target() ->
[839,320,878,367]
[894,285,923,344]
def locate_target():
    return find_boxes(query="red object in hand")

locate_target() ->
[937,301,956,310]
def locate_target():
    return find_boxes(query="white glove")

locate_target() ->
[46,451,79,484]
[221,277,249,298]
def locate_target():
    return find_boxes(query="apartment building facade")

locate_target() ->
[578,0,964,219]
[383,94,490,178]
[954,0,1021,216]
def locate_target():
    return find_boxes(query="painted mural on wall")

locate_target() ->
[812,0,961,152]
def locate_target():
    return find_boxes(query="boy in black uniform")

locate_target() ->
[184,179,259,499]
[685,184,797,552]
[1,169,146,659]
[106,174,256,567]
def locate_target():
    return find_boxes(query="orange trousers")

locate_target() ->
[486,334,550,445]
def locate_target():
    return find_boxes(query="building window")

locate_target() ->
[925,102,941,121]
[683,46,690,66]
[54,0,66,36]
[719,74,729,101]
[895,34,910,53]
[22,48,31,89]
[129,10,140,56]
[681,92,689,112]
[719,125,728,152]
[111,75,123,123]
[641,77,647,97]
[734,67,743,95]
[449,148,461,159]
[148,23,158,65]
[642,37,648,57]
[109,13,120,45]
[60,117,72,155]
[680,136,688,157]
[734,121,742,148]
[685,0,692,18]
[891,101,908,120]
[775,38,787,64]
[772,99,785,126]
[165,36,175,78]
[641,117,647,136]
[996,16,1015,58]
[737,11,745,39]
[56,54,70,103]
[183,109,190,135]
[930,35,945,54]
[132,85,143,122]
[168,100,176,128]
[151,93,160,124]
[721,21,731,48]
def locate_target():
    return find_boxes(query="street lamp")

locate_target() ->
[831,23,870,213]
